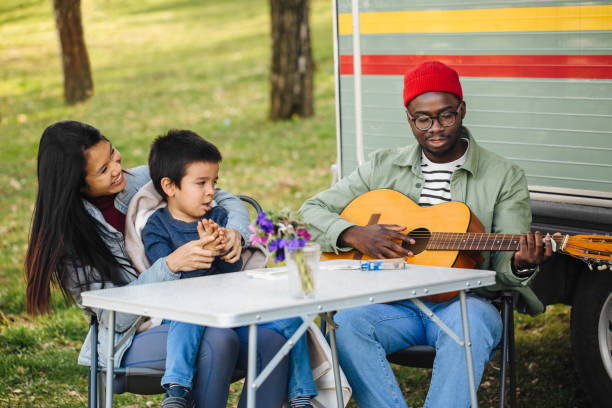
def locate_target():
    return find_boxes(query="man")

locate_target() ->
[299,61,552,407]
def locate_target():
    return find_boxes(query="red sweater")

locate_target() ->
[87,194,126,234]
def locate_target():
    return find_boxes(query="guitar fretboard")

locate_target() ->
[424,232,564,251]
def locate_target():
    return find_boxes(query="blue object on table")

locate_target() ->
[360,259,406,271]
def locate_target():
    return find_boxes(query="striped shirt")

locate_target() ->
[418,140,468,207]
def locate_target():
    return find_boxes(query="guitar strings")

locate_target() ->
[404,233,609,243]
[404,232,565,242]
[565,243,612,257]
[390,230,611,258]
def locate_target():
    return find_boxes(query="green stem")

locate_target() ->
[294,250,314,293]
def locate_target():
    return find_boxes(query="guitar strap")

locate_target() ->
[353,213,382,260]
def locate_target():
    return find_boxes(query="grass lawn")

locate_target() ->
[0,0,591,406]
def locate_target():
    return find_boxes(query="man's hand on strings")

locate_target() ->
[339,224,415,259]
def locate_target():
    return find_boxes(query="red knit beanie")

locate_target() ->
[403,61,463,107]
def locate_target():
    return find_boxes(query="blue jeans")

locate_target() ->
[122,323,289,408]
[161,318,315,402]
[334,294,502,408]
[261,318,317,401]
[162,320,205,388]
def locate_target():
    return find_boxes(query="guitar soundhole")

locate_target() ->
[402,227,431,255]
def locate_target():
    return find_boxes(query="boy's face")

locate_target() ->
[164,161,219,222]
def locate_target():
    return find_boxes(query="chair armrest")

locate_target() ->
[237,194,263,215]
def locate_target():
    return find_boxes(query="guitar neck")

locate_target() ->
[425,232,565,252]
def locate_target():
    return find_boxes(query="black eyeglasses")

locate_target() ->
[406,103,462,131]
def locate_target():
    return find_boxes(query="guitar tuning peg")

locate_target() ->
[588,263,593,271]
[597,264,606,271]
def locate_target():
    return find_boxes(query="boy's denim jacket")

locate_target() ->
[69,166,250,367]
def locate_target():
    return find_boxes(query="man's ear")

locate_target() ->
[404,107,413,123]
[460,100,466,119]
[160,177,176,198]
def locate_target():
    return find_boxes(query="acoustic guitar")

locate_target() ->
[321,189,612,302]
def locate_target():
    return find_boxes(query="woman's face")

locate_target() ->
[82,140,127,198]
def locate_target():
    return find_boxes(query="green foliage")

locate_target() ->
[0,284,27,315]
[0,0,591,407]
[0,325,40,352]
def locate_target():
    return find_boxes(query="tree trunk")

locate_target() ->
[269,0,314,120]
[53,0,93,104]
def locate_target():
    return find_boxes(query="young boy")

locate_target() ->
[143,130,317,408]
[142,130,241,407]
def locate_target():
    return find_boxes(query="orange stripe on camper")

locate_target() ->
[338,5,612,34]
[339,54,612,79]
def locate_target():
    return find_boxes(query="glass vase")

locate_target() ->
[286,242,320,298]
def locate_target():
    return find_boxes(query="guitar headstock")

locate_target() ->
[558,234,612,270]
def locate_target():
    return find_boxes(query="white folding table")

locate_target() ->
[81,260,495,408]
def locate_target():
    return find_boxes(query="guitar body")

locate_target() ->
[322,189,486,302]
[320,189,612,301]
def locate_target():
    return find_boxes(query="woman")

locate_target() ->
[24,120,289,407]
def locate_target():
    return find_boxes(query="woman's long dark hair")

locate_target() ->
[25,121,134,314]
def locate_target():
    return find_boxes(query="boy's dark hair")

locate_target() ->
[149,129,222,198]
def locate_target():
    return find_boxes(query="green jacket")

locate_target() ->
[299,127,544,316]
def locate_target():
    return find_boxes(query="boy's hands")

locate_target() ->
[165,232,218,273]
[198,219,226,252]
[165,221,242,273]
[199,221,243,263]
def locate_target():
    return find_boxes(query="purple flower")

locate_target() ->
[274,249,286,263]
[268,237,284,252]
[286,237,306,252]
[297,228,311,242]
[255,212,267,225]
[268,238,287,262]
[256,212,275,234]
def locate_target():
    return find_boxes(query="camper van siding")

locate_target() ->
[336,1,612,199]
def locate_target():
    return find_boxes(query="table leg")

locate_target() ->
[499,296,511,408]
[247,323,258,408]
[252,315,315,390]
[459,290,478,408]
[105,311,115,408]
[90,314,98,408]
[326,312,345,408]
